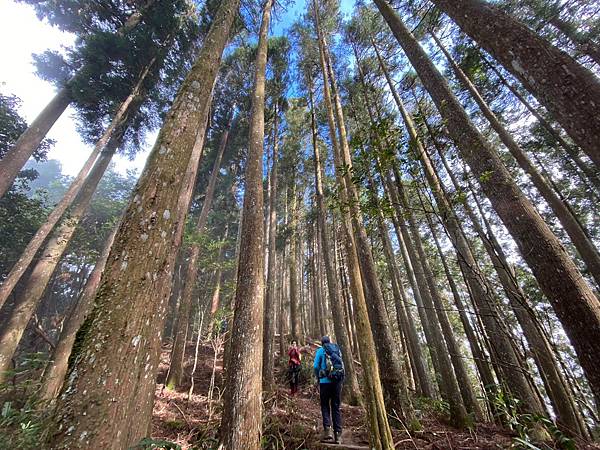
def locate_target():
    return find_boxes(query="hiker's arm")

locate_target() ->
[313,350,321,378]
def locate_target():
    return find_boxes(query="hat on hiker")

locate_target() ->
[321,335,330,344]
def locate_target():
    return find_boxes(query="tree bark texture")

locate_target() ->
[433,33,600,289]
[219,0,271,448]
[430,0,600,167]
[40,225,119,401]
[375,0,600,408]
[166,114,231,390]
[46,2,239,447]
[549,15,600,66]
[263,108,279,390]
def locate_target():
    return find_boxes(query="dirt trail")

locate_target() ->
[151,341,524,449]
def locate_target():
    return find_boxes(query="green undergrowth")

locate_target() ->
[0,353,51,450]
[489,387,576,449]
[130,437,182,450]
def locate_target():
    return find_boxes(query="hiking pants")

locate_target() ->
[289,364,300,394]
[319,381,343,432]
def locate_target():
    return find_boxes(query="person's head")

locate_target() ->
[291,340,297,348]
[321,335,330,345]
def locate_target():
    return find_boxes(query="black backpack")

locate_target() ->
[323,343,345,382]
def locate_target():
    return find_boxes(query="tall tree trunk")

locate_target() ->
[422,208,496,419]
[0,54,157,311]
[481,55,600,194]
[429,0,600,167]
[288,181,301,341]
[315,224,328,336]
[337,243,359,357]
[0,135,122,382]
[397,91,544,418]
[317,16,417,429]
[395,104,545,416]
[209,225,229,317]
[451,167,589,437]
[46,2,239,447]
[308,80,362,405]
[381,174,441,395]
[372,183,434,399]
[548,15,600,66]
[166,113,232,390]
[40,225,118,401]
[0,88,71,198]
[0,4,150,199]
[219,0,271,448]
[350,44,438,400]
[382,71,543,417]
[375,0,600,408]
[310,227,323,337]
[385,170,469,426]
[263,108,280,389]
[397,181,483,421]
[432,33,600,288]
[372,39,496,410]
[312,2,397,446]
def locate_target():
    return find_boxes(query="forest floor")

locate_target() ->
[150,339,536,449]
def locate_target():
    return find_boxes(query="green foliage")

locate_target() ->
[130,437,182,450]
[0,354,51,450]
[30,0,204,153]
[0,93,54,186]
[488,387,575,449]
[164,419,186,431]
[0,190,50,279]
[414,395,450,419]
[478,170,494,184]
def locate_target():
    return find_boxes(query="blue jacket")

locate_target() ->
[313,347,332,384]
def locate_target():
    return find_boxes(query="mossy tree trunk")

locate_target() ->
[46,2,240,447]
[40,225,119,401]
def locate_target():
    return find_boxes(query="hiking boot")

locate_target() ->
[320,427,333,442]
[334,431,342,444]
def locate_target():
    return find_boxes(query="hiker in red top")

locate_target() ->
[288,340,302,395]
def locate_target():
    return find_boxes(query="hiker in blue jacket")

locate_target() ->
[314,335,344,444]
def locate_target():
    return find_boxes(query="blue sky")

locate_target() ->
[272,0,356,36]
[0,0,357,177]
